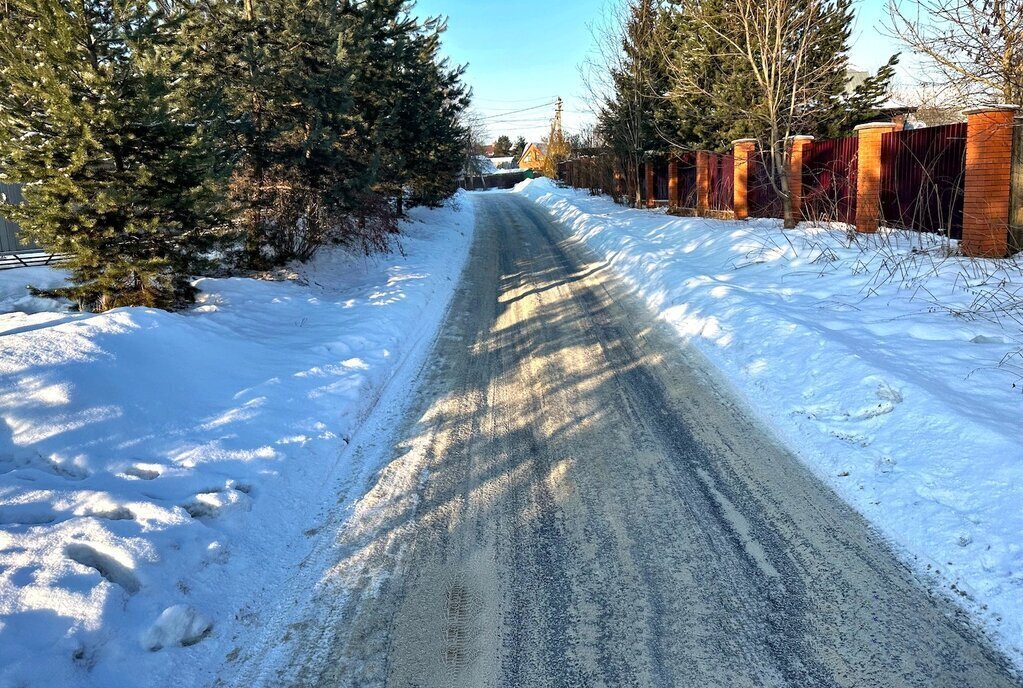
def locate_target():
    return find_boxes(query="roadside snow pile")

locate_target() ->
[516,178,1023,663]
[0,194,475,686]
[0,266,71,316]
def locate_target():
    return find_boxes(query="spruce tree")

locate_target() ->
[0,0,228,311]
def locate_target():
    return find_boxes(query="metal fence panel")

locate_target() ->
[748,152,784,219]
[707,153,735,212]
[880,123,967,238]
[802,135,858,225]
[653,159,670,202]
[677,153,698,208]
[0,182,38,253]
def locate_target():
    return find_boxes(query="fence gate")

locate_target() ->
[879,123,967,239]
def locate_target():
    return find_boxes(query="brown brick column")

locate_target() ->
[854,122,896,233]
[1011,114,1023,254]
[787,136,814,221]
[962,106,1019,257]
[646,160,655,209]
[732,139,757,220]
[668,157,680,209]
[696,151,710,215]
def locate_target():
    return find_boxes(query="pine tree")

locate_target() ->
[511,136,527,161]
[0,0,228,311]
[598,0,667,205]
[181,0,374,267]
[352,6,468,212]
[494,136,513,157]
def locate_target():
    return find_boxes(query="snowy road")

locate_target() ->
[238,193,1020,687]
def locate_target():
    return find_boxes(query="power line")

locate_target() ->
[478,101,557,121]
[473,95,560,105]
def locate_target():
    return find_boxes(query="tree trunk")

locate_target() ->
[773,145,797,229]
[632,157,642,208]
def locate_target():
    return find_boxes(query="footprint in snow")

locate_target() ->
[64,542,141,594]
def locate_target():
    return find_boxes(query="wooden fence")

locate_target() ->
[459,169,532,191]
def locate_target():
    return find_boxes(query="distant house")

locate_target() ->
[846,67,920,130]
[468,155,498,176]
[845,68,869,95]
[518,143,547,171]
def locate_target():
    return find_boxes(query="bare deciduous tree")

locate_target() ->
[664,0,852,228]
[888,0,1023,106]
[582,0,660,207]
[461,111,491,188]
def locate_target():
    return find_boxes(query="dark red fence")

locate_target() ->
[652,159,670,203]
[879,123,967,238]
[707,153,735,212]
[802,135,858,224]
[676,153,698,208]
[748,152,784,218]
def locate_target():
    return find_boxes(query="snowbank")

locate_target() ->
[0,194,475,686]
[515,178,1023,664]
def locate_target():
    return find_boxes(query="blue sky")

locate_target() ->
[414,0,904,142]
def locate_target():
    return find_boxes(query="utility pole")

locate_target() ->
[544,97,568,178]
[552,97,564,140]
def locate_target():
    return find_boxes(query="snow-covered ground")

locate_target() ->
[515,178,1023,665]
[0,195,475,686]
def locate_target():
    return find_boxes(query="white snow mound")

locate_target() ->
[142,605,212,651]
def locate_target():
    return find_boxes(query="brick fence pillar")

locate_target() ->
[962,105,1020,257]
[1011,114,1023,254]
[696,151,710,215]
[668,157,680,209]
[854,122,896,233]
[732,139,758,220]
[787,136,814,221]
[646,160,655,209]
